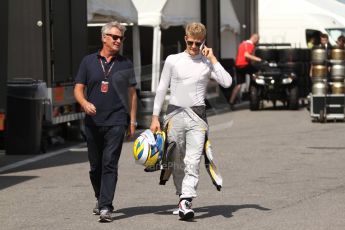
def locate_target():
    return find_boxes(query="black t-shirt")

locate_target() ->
[75,52,136,126]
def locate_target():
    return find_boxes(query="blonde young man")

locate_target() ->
[150,22,232,220]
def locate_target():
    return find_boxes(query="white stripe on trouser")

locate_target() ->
[167,111,206,198]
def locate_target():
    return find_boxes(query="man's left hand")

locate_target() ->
[127,123,136,139]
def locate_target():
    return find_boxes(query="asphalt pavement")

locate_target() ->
[1,104,345,230]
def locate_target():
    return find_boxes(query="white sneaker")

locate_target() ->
[178,200,194,220]
[98,209,113,222]
[172,208,179,215]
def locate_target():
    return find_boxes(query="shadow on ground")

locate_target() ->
[113,204,270,220]
[193,204,271,219]
[0,175,38,190]
[0,151,88,175]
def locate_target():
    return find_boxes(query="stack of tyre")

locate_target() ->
[329,47,345,94]
[311,47,345,95]
[310,47,328,95]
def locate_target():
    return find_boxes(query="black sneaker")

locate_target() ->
[92,201,100,215]
[99,209,113,223]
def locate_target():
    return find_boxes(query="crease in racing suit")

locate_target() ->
[158,104,222,192]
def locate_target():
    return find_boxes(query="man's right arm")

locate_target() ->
[243,42,262,63]
[74,56,96,116]
[244,51,262,62]
[74,83,96,116]
[150,56,173,132]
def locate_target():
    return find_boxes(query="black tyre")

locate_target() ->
[250,85,260,111]
[278,62,304,76]
[299,49,311,62]
[289,86,299,110]
[278,49,301,62]
[255,49,278,61]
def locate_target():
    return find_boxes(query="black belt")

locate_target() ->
[166,104,207,123]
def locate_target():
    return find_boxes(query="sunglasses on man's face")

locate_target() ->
[105,34,124,41]
[186,40,203,47]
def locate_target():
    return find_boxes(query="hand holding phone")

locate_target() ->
[199,41,205,53]
[201,45,218,64]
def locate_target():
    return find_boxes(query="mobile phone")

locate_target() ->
[199,41,205,52]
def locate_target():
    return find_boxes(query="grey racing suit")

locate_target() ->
[165,107,207,198]
[153,51,231,199]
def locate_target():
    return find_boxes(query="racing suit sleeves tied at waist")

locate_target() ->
[159,106,223,191]
[204,138,223,191]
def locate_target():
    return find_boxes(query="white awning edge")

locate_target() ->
[160,0,200,29]
[137,12,162,26]
[87,0,138,24]
[132,0,167,26]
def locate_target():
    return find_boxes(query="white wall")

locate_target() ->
[259,0,345,47]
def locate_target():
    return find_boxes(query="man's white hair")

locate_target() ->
[101,21,126,36]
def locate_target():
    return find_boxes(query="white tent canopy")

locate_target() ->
[87,0,241,90]
[131,0,167,26]
[132,0,200,27]
[132,0,240,90]
[89,0,240,36]
[87,0,138,24]
[161,0,200,28]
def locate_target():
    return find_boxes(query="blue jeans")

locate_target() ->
[85,125,126,211]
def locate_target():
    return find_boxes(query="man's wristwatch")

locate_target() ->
[130,121,137,127]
